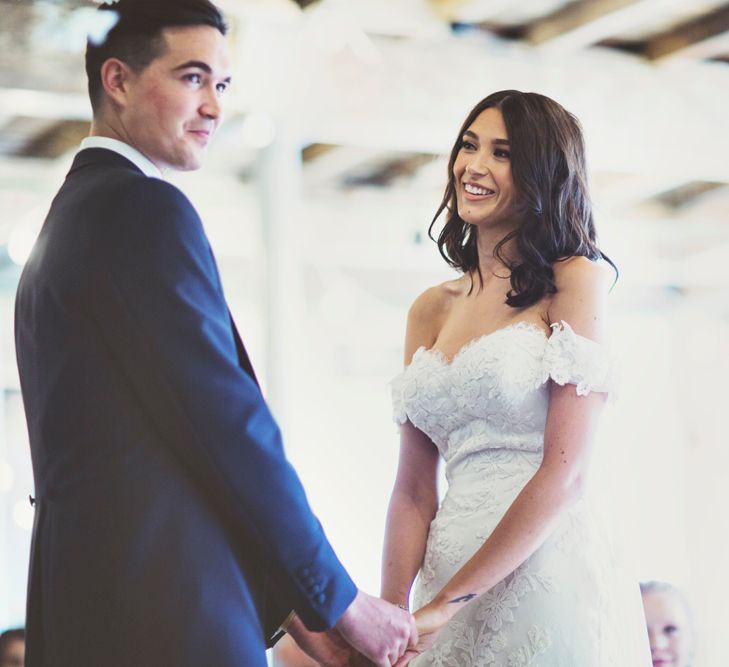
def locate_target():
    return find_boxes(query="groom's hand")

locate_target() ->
[335,590,418,667]
[286,613,354,667]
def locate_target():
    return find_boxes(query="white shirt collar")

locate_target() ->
[79,136,164,179]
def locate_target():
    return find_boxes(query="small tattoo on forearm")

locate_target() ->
[448,594,476,604]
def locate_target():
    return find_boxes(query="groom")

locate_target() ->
[14,1,416,666]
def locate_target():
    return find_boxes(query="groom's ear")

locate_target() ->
[99,58,136,110]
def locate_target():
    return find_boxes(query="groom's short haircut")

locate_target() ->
[85,0,228,113]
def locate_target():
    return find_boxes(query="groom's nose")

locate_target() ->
[200,89,222,121]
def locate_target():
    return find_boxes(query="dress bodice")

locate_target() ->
[391,321,614,471]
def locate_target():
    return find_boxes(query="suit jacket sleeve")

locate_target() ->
[89,176,356,631]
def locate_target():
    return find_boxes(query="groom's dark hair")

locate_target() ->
[85,0,228,112]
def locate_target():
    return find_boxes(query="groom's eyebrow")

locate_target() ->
[173,60,211,72]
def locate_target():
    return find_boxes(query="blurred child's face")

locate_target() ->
[642,590,693,667]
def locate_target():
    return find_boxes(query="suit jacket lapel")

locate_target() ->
[72,149,262,390]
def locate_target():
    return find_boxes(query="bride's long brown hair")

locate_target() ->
[429,90,617,307]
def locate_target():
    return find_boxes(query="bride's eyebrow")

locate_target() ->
[462,131,510,145]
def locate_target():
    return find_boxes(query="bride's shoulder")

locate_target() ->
[552,256,613,293]
[548,257,612,341]
[408,276,465,323]
[403,277,465,361]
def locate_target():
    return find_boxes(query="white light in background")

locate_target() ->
[300,1,382,65]
[12,499,34,532]
[85,7,121,46]
[240,111,277,149]
[8,224,39,266]
[0,88,91,122]
[301,4,348,54]
[0,460,14,493]
[32,5,119,53]
[319,277,359,326]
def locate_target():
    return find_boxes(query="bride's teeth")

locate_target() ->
[464,184,494,196]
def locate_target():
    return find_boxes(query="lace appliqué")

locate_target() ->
[543,320,616,396]
[415,563,556,667]
[390,319,617,444]
[506,626,552,666]
[390,371,409,425]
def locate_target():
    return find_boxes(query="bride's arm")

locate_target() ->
[381,420,440,608]
[403,258,611,653]
[381,287,444,608]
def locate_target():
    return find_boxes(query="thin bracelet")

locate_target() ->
[397,603,409,612]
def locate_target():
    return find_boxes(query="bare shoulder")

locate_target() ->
[408,277,463,320]
[548,257,612,340]
[552,255,612,293]
[404,277,465,363]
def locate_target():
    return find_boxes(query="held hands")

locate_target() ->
[335,590,418,667]
[286,613,355,667]
[392,602,450,667]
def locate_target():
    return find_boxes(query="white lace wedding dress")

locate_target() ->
[390,321,651,666]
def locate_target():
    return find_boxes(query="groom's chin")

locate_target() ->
[177,153,207,172]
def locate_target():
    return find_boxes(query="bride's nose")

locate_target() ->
[465,161,489,177]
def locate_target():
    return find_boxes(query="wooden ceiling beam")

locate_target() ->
[525,0,642,47]
[429,0,514,23]
[644,5,729,60]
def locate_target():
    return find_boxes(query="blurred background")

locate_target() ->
[1,0,727,664]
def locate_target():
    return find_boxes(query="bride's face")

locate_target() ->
[642,590,694,667]
[452,107,515,228]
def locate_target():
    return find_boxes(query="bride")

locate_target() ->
[382,90,651,666]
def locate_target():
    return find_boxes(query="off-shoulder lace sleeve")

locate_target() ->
[544,320,616,396]
[390,371,408,425]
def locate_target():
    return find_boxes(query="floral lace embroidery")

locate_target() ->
[394,322,648,666]
[542,321,616,396]
[414,563,556,667]
[390,320,615,454]
[506,626,552,666]
[453,622,508,665]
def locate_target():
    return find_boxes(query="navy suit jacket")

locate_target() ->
[14,148,357,666]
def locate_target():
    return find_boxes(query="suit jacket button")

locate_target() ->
[316,593,326,605]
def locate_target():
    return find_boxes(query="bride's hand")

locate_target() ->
[392,603,450,667]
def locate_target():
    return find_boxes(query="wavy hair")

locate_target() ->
[429,90,616,307]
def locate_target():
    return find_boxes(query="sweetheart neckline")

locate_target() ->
[414,320,552,368]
